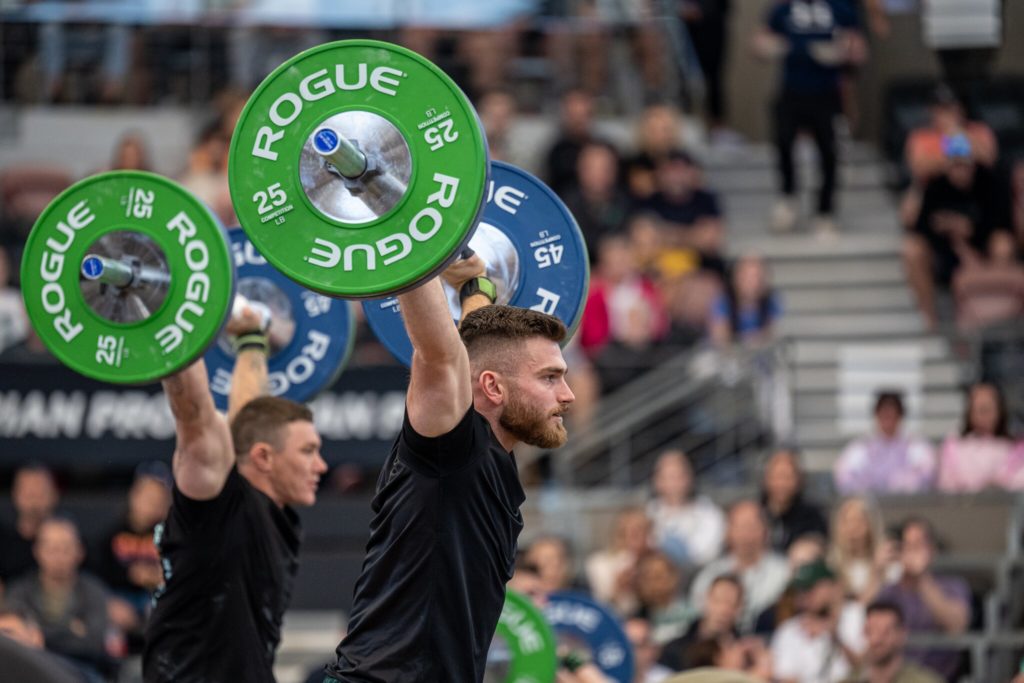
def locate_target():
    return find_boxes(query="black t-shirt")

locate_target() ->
[327,407,526,683]
[916,164,1011,267]
[0,518,36,584]
[643,188,721,228]
[767,0,858,94]
[143,468,301,683]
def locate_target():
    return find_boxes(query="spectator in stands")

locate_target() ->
[689,500,791,632]
[678,1,735,143]
[581,235,672,393]
[938,381,1021,492]
[625,615,674,683]
[585,508,651,617]
[841,600,943,683]
[39,20,132,104]
[903,134,1013,329]
[109,131,152,172]
[829,498,896,605]
[0,463,60,586]
[659,573,744,672]
[753,0,865,236]
[759,449,828,553]
[563,140,633,260]
[786,532,827,571]
[901,84,998,230]
[476,89,531,170]
[642,150,725,275]
[877,518,970,681]
[0,324,55,364]
[709,255,781,348]
[769,560,865,683]
[633,550,694,645]
[508,552,546,606]
[646,449,726,568]
[6,517,110,677]
[177,119,233,226]
[679,636,774,681]
[834,391,938,494]
[88,462,171,655]
[545,89,598,197]
[0,606,96,683]
[524,535,586,595]
[952,230,1024,331]
[626,104,688,201]
[0,246,27,353]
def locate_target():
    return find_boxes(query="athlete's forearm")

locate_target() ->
[398,278,464,364]
[228,347,269,422]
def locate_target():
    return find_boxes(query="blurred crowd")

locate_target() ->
[0,462,171,682]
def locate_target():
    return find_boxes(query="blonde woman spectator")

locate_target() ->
[585,508,652,617]
[834,392,937,495]
[828,498,896,605]
[646,449,725,567]
[938,382,1021,492]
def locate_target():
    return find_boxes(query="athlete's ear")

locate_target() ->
[478,369,506,406]
[247,442,274,473]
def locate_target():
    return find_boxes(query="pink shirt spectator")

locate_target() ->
[937,434,1022,492]
[835,434,937,494]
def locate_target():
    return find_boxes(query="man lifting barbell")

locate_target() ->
[323,260,575,682]
[142,302,328,683]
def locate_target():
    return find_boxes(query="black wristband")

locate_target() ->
[459,276,497,304]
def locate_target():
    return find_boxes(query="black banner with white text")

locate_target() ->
[0,361,409,470]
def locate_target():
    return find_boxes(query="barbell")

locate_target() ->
[20,39,590,405]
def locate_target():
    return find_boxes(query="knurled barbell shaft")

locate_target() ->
[314,128,368,179]
[81,254,171,289]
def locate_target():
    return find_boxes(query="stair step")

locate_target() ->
[707,164,888,193]
[730,232,900,260]
[773,258,904,287]
[779,311,925,338]
[793,389,966,420]
[788,337,952,365]
[792,360,964,392]
[727,211,899,236]
[722,188,895,216]
[782,287,915,315]
[703,142,883,169]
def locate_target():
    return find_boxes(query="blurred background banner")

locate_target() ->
[0,362,407,468]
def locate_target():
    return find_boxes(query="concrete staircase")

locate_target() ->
[703,140,967,476]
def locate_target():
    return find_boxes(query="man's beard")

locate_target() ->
[499,388,568,449]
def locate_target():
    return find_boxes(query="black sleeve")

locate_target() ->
[398,406,479,477]
[168,467,245,536]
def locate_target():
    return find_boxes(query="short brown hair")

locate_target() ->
[459,305,566,373]
[230,397,313,459]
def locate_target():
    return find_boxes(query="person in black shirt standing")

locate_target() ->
[143,305,327,683]
[323,259,576,682]
[754,0,864,236]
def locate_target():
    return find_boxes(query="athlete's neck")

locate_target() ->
[239,462,285,508]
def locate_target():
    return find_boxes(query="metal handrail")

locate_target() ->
[558,343,786,488]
